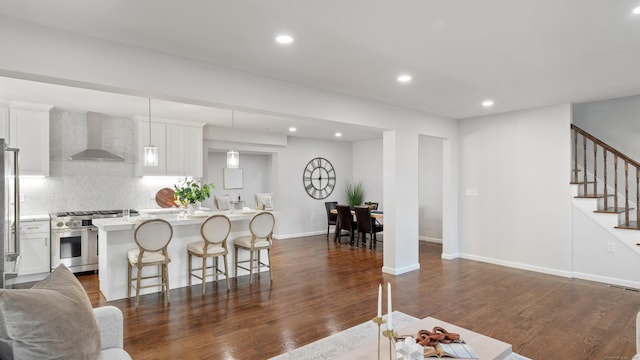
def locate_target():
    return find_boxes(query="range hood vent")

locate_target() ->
[69,112,125,162]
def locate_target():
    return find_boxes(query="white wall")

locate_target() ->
[352,138,383,208]
[207,151,271,209]
[419,135,443,242]
[572,95,640,160]
[572,202,640,288]
[272,137,352,237]
[458,104,573,275]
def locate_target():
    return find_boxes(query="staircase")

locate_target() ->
[571,124,640,232]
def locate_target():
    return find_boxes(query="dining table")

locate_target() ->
[330,208,383,244]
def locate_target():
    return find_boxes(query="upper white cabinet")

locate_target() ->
[0,103,52,176]
[136,117,204,177]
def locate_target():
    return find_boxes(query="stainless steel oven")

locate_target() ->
[51,227,98,273]
[50,210,135,273]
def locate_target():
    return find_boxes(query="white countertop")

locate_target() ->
[93,210,268,231]
[20,214,50,222]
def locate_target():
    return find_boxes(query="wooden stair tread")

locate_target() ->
[615,221,640,230]
[594,207,632,214]
[574,194,616,199]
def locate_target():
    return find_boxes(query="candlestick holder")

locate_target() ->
[372,316,386,360]
[382,328,398,360]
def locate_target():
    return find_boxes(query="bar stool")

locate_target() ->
[127,219,173,306]
[233,212,275,284]
[187,214,231,294]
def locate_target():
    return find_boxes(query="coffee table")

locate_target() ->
[336,317,512,360]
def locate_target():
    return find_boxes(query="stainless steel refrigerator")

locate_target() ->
[0,138,20,288]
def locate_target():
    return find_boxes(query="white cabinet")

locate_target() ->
[136,117,204,178]
[0,104,52,176]
[166,124,203,177]
[18,220,50,276]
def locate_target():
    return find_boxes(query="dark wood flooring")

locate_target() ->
[76,235,640,359]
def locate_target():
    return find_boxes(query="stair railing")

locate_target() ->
[571,124,640,227]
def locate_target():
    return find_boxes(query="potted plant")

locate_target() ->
[345,180,364,208]
[174,178,215,214]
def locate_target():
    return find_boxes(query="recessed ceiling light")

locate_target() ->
[633,6,640,14]
[289,127,297,132]
[276,35,294,44]
[397,74,412,83]
[335,132,342,137]
[482,100,495,107]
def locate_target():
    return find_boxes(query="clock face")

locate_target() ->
[303,157,336,200]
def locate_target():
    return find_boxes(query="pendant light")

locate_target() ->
[226,110,239,168]
[143,97,158,167]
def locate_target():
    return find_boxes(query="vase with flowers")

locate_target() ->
[173,178,215,215]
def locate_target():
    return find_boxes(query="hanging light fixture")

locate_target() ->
[143,97,158,167]
[226,110,239,168]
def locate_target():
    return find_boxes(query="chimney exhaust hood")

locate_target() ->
[69,112,125,161]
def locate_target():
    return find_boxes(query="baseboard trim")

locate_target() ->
[441,252,458,260]
[382,263,420,275]
[273,230,327,240]
[419,236,442,244]
[458,253,573,278]
[573,272,640,290]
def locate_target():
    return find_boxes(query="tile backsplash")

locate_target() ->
[20,109,179,215]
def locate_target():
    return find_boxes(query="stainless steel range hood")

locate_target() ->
[70,112,124,161]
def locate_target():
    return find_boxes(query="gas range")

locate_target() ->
[50,209,138,230]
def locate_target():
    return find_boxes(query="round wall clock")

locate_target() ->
[303,157,336,200]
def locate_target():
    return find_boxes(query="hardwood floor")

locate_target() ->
[77,235,639,359]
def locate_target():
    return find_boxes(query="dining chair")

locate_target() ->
[187,214,231,294]
[233,212,275,284]
[324,201,338,239]
[335,205,356,245]
[354,206,384,249]
[127,219,173,306]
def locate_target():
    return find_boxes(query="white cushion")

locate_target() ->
[234,236,271,249]
[187,241,226,256]
[255,193,273,210]
[0,264,101,359]
[215,195,232,210]
[127,249,169,264]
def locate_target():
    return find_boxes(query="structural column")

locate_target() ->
[382,129,420,275]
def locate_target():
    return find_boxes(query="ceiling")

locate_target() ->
[0,1,639,130]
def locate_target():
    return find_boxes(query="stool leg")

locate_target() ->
[267,248,273,281]
[214,257,218,284]
[249,248,254,284]
[202,256,207,295]
[223,254,230,290]
[257,249,262,276]
[135,264,142,306]
[234,245,239,280]
[188,253,192,287]
[127,262,132,298]
[164,263,171,303]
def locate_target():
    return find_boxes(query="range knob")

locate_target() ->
[64,221,70,227]
[56,222,63,228]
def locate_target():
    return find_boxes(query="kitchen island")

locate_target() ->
[93,210,273,301]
